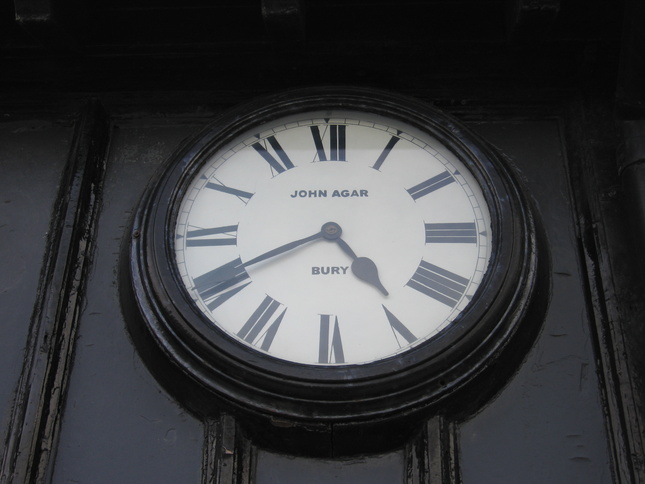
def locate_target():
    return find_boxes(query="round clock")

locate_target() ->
[124,87,547,444]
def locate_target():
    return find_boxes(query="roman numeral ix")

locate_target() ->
[185,224,238,247]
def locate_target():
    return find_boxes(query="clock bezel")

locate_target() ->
[126,87,545,422]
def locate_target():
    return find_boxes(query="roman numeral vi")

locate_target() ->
[318,315,345,363]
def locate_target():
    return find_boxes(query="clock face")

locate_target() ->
[126,88,544,429]
[173,111,492,365]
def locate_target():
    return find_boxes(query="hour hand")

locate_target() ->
[322,222,389,296]
[350,257,389,296]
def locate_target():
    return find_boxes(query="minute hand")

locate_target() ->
[203,229,325,287]
[243,229,325,268]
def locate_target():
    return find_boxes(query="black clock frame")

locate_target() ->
[123,87,548,438]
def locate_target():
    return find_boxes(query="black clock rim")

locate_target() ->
[127,86,543,420]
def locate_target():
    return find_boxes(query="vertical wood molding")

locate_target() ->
[0,99,110,484]
[203,414,256,484]
[564,99,644,482]
[406,416,460,484]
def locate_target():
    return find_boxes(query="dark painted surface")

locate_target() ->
[51,120,205,483]
[256,449,405,484]
[0,121,71,443]
[459,120,612,483]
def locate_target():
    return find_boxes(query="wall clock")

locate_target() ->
[123,87,547,451]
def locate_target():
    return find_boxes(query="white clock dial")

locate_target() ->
[174,112,492,365]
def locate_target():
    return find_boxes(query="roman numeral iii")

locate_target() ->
[425,222,477,244]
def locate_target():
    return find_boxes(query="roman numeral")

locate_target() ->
[371,135,400,170]
[425,222,477,244]
[318,315,345,364]
[407,171,454,200]
[193,257,249,301]
[186,224,238,247]
[206,282,250,311]
[206,182,253,200]
[382,305,417,346]
[237,295,287,351]
[252,136,294,174]
[407,260,468,307]
[311,125,346,161]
